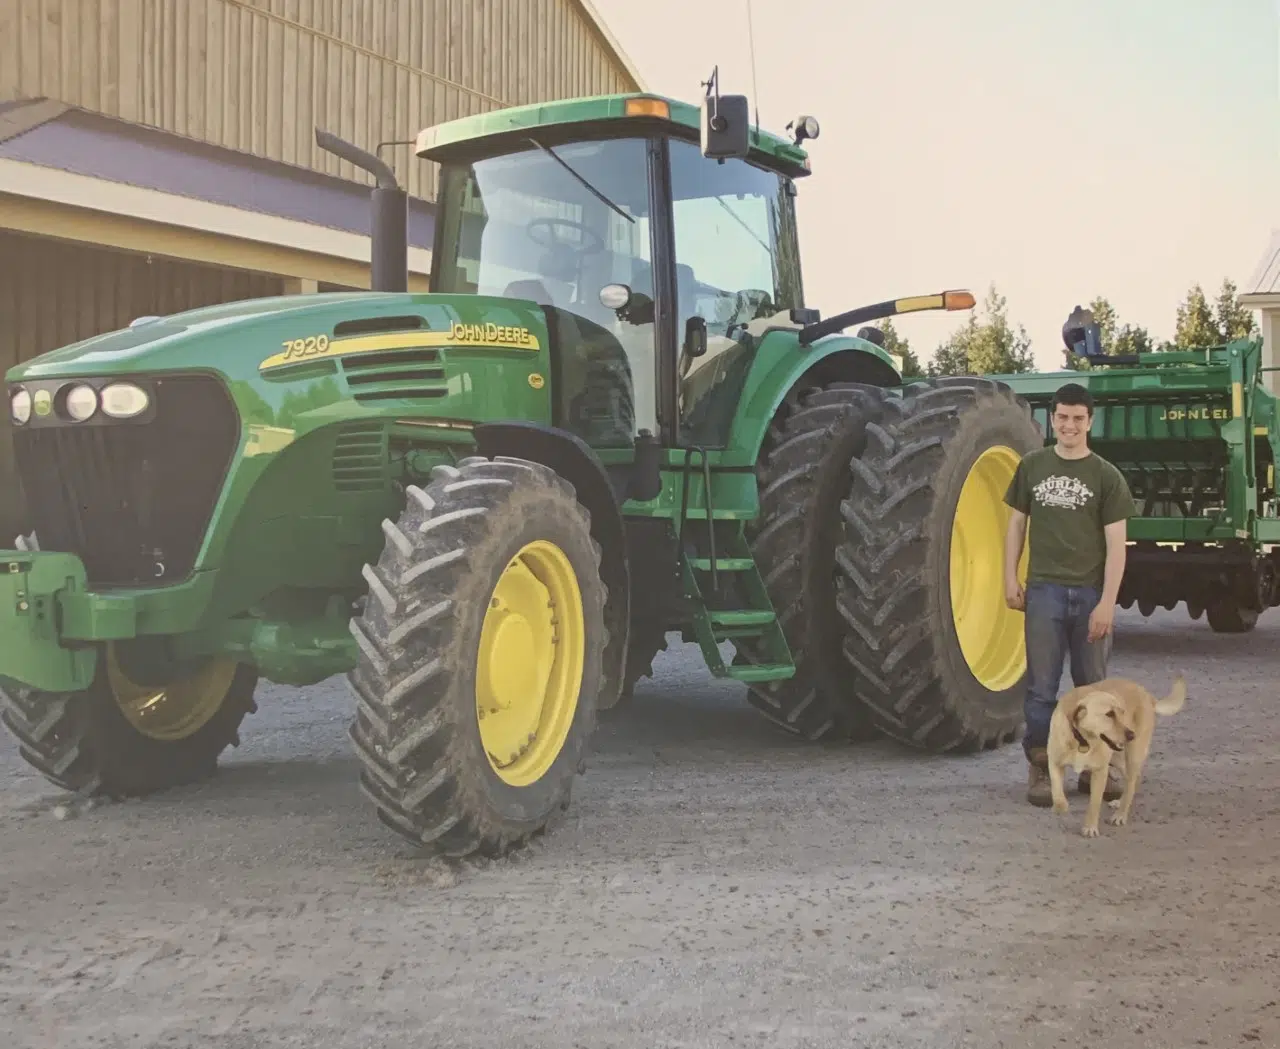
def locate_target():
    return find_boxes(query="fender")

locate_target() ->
[472,421,630,711]
[725,332,902,466]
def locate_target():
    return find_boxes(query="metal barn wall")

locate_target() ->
[0,230,284,540]
[0,0,641,201]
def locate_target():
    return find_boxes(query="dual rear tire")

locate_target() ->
[742,375,1041,753]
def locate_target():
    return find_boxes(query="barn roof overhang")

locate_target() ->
[0,98,433,288]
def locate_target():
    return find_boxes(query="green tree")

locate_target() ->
[877,317,925,379]
[926,284,1035,377]
[1173,278,1258,348]
[1113,323,1155,356]
[1174,283,1221,348]
[1215,277,1257,341]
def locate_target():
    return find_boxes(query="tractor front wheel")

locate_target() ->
[0,647,257,796]
[348,455,608,858]
[835,376,1041,753]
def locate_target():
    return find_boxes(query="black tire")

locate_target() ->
[0,656,257,796]
[348,454,608,859]
[1205,600,1258,633]
[835,376,1041,753]
[737,381,892,741]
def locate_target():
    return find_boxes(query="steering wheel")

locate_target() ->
[526,216,606,256]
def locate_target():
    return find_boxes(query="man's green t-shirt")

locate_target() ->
[1003,447,1136,589]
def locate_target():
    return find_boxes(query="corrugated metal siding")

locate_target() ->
[0,230,283,539]
[0,0,639,202]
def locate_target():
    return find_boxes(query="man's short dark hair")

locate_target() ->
[1052,382,1094,416]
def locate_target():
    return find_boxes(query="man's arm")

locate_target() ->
[1087,519,1128,642]
[1088,465,1135,641]
[1100,518,1127,605]
[1004,508,1028,610]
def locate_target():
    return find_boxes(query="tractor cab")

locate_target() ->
[419,81,817,453]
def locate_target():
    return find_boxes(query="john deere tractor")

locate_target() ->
[1,75,1041,857]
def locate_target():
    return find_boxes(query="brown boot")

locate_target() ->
[1078,765,1123,801]
[1026,747,1053,807]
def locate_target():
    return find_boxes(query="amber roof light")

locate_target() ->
[625,97,670,119]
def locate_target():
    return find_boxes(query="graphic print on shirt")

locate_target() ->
[1030,474,1095,511]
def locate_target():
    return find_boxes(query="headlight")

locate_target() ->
[10,388,31,425]
[100,382,150,419]
[64,384,99,421]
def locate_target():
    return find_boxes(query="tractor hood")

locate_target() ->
[7,290,558,441]
[6,292,552,385]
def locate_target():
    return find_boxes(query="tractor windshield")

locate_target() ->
[433,136,657,449]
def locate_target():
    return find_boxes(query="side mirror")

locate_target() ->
[701,93,750,160]
[683,315,708,358]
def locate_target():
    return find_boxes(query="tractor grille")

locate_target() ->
[13,374,239,587]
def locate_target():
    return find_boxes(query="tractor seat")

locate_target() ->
[504,279,555,306]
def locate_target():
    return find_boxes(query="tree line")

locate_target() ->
[875,277,1260,379]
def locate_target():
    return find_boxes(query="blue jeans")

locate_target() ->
[1022,581,1111,756]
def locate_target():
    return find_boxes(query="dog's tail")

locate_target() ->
[1155,673,1187,716]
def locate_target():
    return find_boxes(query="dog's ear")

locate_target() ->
[1057,691,1085,729]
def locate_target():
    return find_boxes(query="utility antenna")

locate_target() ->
[746,0,761,138]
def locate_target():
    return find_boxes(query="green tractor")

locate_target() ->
[1,74,1042,857]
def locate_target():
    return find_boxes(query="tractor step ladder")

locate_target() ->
[676,447,795,684]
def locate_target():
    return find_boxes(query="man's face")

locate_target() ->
[1051,402,1092,448]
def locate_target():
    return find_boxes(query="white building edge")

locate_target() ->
[1239,230,1280,392]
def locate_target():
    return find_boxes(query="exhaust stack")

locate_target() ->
[315,128,408,293]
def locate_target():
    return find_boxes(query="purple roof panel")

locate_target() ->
[0,105,434,251]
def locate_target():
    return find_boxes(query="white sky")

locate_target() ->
[595,0,1280,369]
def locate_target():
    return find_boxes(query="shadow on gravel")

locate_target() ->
[594,685,1000,773]
[198,754,363,799]
[1113,625,1272,659]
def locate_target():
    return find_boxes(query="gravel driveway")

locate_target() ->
[1,606,1277,1049]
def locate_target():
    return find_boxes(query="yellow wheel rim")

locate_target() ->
[106,645,239,741]
[949,445,1029,691]
[476,540,586,787]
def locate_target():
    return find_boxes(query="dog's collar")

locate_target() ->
[1071,725,1125,752]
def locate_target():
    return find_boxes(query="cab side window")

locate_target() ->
[667,138,802,446]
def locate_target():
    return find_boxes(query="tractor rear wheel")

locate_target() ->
[0,646,257,796]
[738,381,891,741]
[835,376,1041,752]
[348,455,608,858]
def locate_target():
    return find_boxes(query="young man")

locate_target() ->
[1003,382,1136,807]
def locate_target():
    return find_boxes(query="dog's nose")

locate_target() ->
[1124,729,1135,741]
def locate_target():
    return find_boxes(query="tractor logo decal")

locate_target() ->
[1031,475,1095,511]
[259,327,541,372]
[448,322,536,348]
